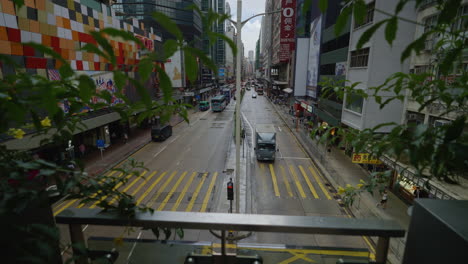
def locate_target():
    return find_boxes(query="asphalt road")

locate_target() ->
[55,90,372,262]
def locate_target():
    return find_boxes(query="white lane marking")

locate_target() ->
[127,231,143,261]
[278,126,282,132]
[241,112,254,147]
[281,157,310,160]
[153,144,168,157]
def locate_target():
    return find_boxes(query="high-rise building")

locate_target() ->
[114,0,203,49]
[225,2,235,80]
[201,0,226,67]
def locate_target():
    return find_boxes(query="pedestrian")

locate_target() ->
[377,190,388,209]
[123,132,128,144]
[79,143,86,157]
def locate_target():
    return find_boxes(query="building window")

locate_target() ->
[354,1,375,29]
[414,65,433,74]
[350,48,370,68]
[345,93,364,114]
[452,5,468,32]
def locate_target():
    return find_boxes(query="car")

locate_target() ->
[252,93,257,98]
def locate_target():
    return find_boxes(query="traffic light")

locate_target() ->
[227,178,234,200]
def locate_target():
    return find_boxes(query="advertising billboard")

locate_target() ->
[280,0,297,62]
[164,50,184,88]
[293,38,309,97]
[306,15,322,98]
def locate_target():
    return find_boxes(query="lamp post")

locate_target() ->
[230,1,281,213]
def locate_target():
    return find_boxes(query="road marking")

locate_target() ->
[136,171,167,205]
[77,172,123,208]
[90,172,133,208]
[172,172,197,211]
[107,170,149,205]
[241,112,254,146]
[281,157,310,160]
[280,165,293,197]
[289,165,306,198]
[308,166,332,200]
[158,171,188,211]
[278,126,282,132]
[186,172,208,212]
[153,145,168,157]
[147,171,178,207]
[130,170,158,197]
[298,165,319,199]
[269,164,280,197]
[54,199,78,216]
[200,172,218,212]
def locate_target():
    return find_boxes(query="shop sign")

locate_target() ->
[352,153,382,164]
[280,0,296,62]
[307,105,313,113]
[300,102,307,109]
[184,92,194,96]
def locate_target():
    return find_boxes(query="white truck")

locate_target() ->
[255,124,278,161]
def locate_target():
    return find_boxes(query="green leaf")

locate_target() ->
[185,46,217,73]
[101,28,144,48]
[184,49,198,83]
[353,0,367,25]
[151,228,160,240]
[208,32,237,56]
[162,228,171,241]
[357,20,387,49]
[138,58,153,82]
[128,78,152,108]
[113,71,127,92]
[437,0,462,25]
[395,0,408,13]
[81,43,110,62]
[155,65,173,103]
[163,39,180,60]
[444,116,465,142]
[385,17,398,46]
[401,33,427,62]
[90,31,116,65]
[319,0,328,13]
[152,12,183,40]
[78,75,95,103]
[335,6,351,36]
[439,46,463,75]
[175,227,184,239]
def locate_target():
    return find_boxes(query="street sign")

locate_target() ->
[352,153,382,164]
[96,139,105,148]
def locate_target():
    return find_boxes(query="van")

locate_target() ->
[151,124,172,141]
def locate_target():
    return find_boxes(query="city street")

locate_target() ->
[53,90,370,259]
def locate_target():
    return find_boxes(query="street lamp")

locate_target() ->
[230,1,281,213]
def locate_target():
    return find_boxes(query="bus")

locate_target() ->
[211,95,227,112]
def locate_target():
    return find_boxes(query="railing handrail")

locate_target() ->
[56,208,405,238]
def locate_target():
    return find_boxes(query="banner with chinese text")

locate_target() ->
[280,0,297,62]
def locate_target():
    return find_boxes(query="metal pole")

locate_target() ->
[235,0,242,214]
[69,224,88,264]
[221,230,226,257]
[375,236,390,264]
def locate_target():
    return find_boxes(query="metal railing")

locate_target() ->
[56,208,405,264]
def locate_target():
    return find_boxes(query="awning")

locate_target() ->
[274,81,288,85]
[283,88,293,93]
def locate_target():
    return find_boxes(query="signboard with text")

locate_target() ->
[352,153,383,164]
[280,0,296,62]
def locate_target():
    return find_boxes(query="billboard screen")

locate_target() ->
[293,38,309,97]
[306,15,322,98]
[280,0,297,62]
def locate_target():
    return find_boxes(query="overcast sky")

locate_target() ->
[225,0,266,57]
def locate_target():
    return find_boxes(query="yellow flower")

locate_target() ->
[346,184,352,188]
[357,184,364,189]
[7,96,12,100]
[9,128,25,139]
[360,179,366,184]
[41,116,51,127]
[338,186,345,195]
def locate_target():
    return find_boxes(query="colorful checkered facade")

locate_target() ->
[0,0,162,77]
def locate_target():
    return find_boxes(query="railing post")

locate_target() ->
[221,230,226,256]
[69,224,88,264]
[375,236,390,264]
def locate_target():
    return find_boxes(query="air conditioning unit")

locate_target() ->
[434,119,451,127]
